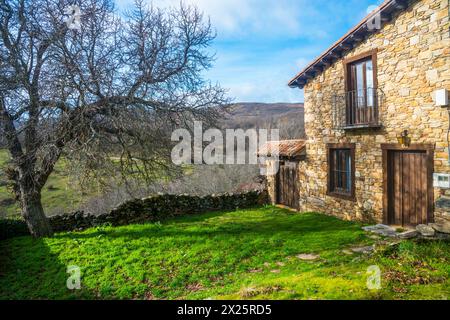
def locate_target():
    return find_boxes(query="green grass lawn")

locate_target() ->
[0,206,448,300]
[0,149,187,218]
[0,150,90,218]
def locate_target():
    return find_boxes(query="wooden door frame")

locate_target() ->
[275,159,299,210]
[275,160,284,205]
[381,143,435,225]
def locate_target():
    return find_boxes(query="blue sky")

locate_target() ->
[116,0,384,103]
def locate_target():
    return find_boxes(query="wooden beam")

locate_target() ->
[381,12,391,22]
[287,0,411,88]
[304,71,315,79]
[315,60,326,69]
[360,24,376,36]
[328,51,341,59]
[294,79,306,88]
[350,34,364,42]
[365,24,376,32]
[320,58,331,67]
[393,0,407,10]
[340,43,352,51]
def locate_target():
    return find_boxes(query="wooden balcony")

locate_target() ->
[332,88,383,130]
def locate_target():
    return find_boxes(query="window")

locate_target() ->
[327,143,355,200]
[343,50,378,127]
[350,58,374,106]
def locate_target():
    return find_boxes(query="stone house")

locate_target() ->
[266,0,450,226]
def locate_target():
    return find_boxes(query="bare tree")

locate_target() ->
[0,0,227,237]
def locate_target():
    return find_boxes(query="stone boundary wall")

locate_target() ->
[0,190,268,240]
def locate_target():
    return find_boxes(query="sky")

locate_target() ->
[116,0,384,103]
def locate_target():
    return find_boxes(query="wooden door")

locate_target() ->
[276,161,299,210]
[387,150,431,226]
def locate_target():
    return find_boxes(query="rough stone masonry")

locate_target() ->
[267,0,450,224]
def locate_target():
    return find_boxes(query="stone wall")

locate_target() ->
[295,0,450,222]
[435,189,450,223]
[0,190,269,240]
[266,160,278,204]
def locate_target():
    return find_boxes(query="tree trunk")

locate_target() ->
[20,189,53,238]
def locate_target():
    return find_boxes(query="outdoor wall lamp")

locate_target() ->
[397,130,411,147]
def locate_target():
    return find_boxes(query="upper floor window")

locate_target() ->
[349,58,374,106]
[343,50,378,127]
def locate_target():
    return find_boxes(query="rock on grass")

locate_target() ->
[296,253,320,261]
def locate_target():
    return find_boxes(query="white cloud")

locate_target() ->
[117,0,326,39]
[206,54,305,103]
[225,79,303,103]
[295,58,310,70]
[114,0,376,102]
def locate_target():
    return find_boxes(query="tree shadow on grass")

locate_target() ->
[0,209,367,300]
[0,236,93,299]
[54,210,365,245]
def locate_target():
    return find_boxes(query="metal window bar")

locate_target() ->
[333,88,382,129]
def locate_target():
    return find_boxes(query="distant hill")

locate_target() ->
[221,102,305,140]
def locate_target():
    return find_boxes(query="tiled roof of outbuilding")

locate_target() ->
[257,139,306,158]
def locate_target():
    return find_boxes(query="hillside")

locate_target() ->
[0,102,305,218]
[0,150,89,218]
[222,102,305,139]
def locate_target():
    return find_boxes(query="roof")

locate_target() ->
[288,0,410,89]
[257,139,306,158]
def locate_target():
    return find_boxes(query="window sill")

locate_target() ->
[341,124,382,130]
[327,191,356,201]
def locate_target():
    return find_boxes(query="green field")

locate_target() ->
[0,150,91,218]
[0,149,190,218]
[0,206,448,300]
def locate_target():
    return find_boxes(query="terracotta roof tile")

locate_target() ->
[257,139,306,158]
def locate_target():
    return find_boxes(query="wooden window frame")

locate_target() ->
[327,143,356,201]
[342,50,379,127]
[343,49,378,92]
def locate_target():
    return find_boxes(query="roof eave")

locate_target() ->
[288,0,410,89]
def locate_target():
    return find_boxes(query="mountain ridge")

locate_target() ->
[222,102,305,140]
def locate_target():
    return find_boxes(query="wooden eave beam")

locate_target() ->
[328,51,341,59]
[320,58,331,66]
[380,11,391,22]
[393,0,408,10]
[350,33,364,42]
[339,43,352,51]
[304,71,315,79]
[288,0,411,88]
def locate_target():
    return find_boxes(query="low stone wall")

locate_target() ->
[0,190,268,239]
[434,193,450,224]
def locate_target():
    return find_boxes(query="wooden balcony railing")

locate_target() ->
[332,88,383,130]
